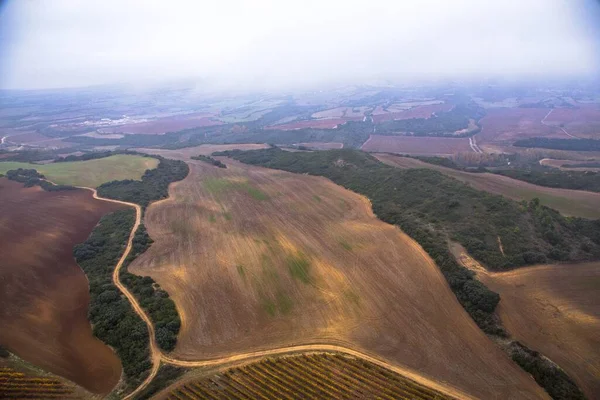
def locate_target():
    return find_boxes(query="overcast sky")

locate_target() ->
[1,0,599,90]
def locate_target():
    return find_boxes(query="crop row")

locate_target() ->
[0,367,76,399]
[166,353,452,400]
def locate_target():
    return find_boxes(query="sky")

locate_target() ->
[0,0,599,90]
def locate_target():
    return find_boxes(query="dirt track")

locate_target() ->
[124,147,548,399]
[85,186,475,400]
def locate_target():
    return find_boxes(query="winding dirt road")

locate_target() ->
[83,187,473,400]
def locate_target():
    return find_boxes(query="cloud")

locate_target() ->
[1,0,599,89]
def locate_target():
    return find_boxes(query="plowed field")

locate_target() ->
[131,149,547,399]
[0,179,124,394]
[477,262,600,399]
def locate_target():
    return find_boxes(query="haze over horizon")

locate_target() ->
[1,0,599,91]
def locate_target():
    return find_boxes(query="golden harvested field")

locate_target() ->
[476,262,600,399]
[375,153,600,219]
[0,179,124,394]
[159,353,454,400]
[132,149,547,399]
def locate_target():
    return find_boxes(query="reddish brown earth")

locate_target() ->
[543,105,600,138]
[266,119,348,130]
[478,108,563,144]
[100,113,222,135]
[0,179,124,394]
[361,135,472,155]
[372,103,453,123]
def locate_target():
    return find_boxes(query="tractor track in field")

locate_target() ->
[80,186,473,400]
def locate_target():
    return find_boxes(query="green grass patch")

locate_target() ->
[223,212,232,221]
[313,195,322,202]
[344,290,360,306]
[246,185,269,201]
[202,177,268,201]
[0,155,158,188]
[277,293,293,314]
[208,214,216,223]
[286,251,312,284]
[236,264,246,279]
[339,240,353,251]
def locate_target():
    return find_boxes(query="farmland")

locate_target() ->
[265,118,348,130]
[131,148,546,399]
[99,113,223,135]
[159,353,454,400]
[135,143,271,160]
[375,154,600,219]
[543,105,600,139]
[0,364,85,399]
[361,135,472,155]
[476,262,600,399]
[477,108,564,145]
[0,178,124,394]
[372,102,453,123]
[0,154,158,187]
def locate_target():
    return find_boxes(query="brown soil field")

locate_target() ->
[543,105,600,139]
[361,134,472,155]
[158,353,455,400]
[375,154,600,219]
[478,108,564,144]
[100,114,222,135]
[475,262,600,399]
[266,118,348,130]
[0,179,124,394]
[296,142,344,150]
[372,103,453,123]
[131,149,547,399]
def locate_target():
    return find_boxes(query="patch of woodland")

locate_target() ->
[505,341,586,400]
[514,138,600,152]
[133,364,186,400]
[0,148,79,163]
[73,209,151,394]
[121,223,181,352]
[191,154,226,168]
[97,156,189,208]
[413,152,600,193]
[53,149,141,162]
[221,147,591,399]
[93,156,186,351]
[494,168,600,193]
[5,168,75,191]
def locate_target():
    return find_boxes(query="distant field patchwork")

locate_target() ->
[0,154,158,187]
